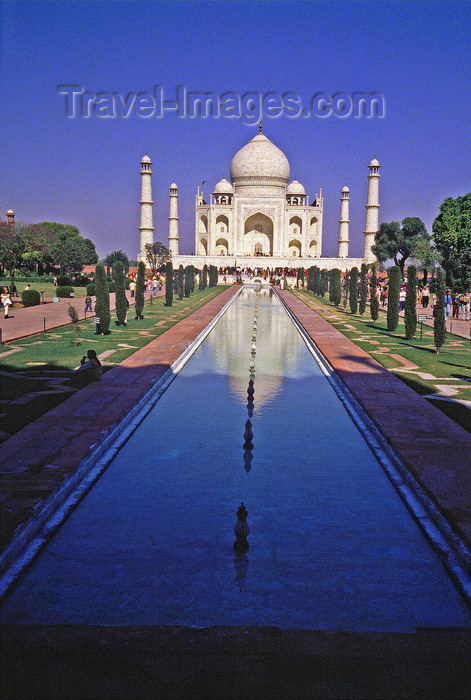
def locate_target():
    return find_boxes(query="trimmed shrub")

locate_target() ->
[165,262,173,306]
[343,270,349,309]
[404,265,417,339]
[113,261,127,325]
[21,289,41,306]
[359,263,368,316]
[202,264,208,290]
[124,277,131,290]
[55,286,75,298]
[95,264,111,334]
[177,265,184,299]
[349,267,358,314]
[108,281,116,293]
[434,268,446,353]
[135,261,146,318]
[370,264,379,322]
[86,283,96,296]
[331,269,341,306]
[73,276,91,287]
[58,275,73,287]
[387,265,401,331]
[307,267,314,292]
[209,265,218,287]
[184,266,191,297]
[189,265,195,294]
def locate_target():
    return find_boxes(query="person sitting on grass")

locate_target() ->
[71,349,102,387]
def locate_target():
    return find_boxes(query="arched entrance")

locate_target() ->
[244,213,273,256]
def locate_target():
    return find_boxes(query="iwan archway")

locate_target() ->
[243,213,273,255]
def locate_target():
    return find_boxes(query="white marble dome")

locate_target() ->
[213,177,234,193]
[369,157,380,167]
[286,179,305,195]
[141,153,151,163]
[230,133,290,186]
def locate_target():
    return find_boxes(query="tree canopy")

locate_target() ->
[373,217,429,277]
[0,220,98,275]
[104,250,130,274]
[145,241,170,276]
[432,193,471,286]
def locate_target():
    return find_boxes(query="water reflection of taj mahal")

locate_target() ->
[138,124,381,271]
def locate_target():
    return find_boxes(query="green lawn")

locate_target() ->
[0,287,226,439]
[0,286,225,371]
[293,289,471,433]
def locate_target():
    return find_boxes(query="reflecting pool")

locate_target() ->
[2,288,470,630]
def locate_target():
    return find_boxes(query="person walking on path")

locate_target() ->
[129,279,136,298]
[452,292,460,319]
[460,290,470,321]
[421,285,430,309]
[444,289,453,319]
[84,294,93,313]
[1,286,12,318]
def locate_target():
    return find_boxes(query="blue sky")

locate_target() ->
[1,0,470,259]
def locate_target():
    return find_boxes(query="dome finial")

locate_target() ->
[259,119,262,134]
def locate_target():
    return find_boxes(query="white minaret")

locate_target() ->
[168,181,179,257]
[138,153,154,262]
[337,185,350,258]
[363,157,380,261]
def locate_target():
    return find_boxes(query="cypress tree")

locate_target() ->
[387,265,401,331]
[349,267,358,314]
[95,264,111,333]
[434,268,446,353]
[165,261,173,306]
[178,264,184,299]
[319,270,325,298]
[370,263,379,322]
[202,264,208,290]
[404,264,418,339]
[209,265,217,287]
[359,263,368,316]
[184,266,191,297]
[331,268,341,306]
[307,266,314,292]
[134,261,146,319]
[323,269,329,297]
[189,265,195,294]
[113,260,127,325]
[343,270,349,309]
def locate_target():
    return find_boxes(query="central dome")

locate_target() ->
[230,133,290,187]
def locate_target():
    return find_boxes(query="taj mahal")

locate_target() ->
[138,124,380,270]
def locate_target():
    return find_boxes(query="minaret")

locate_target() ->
[363,157,380,261]
[168,181,179,256]
[337,185,350,258]
[138,153,154,262]
[6,209,15,226]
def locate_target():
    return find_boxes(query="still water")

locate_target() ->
[2,288,470,630]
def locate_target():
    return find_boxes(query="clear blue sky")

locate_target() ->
[1,0,470,259]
